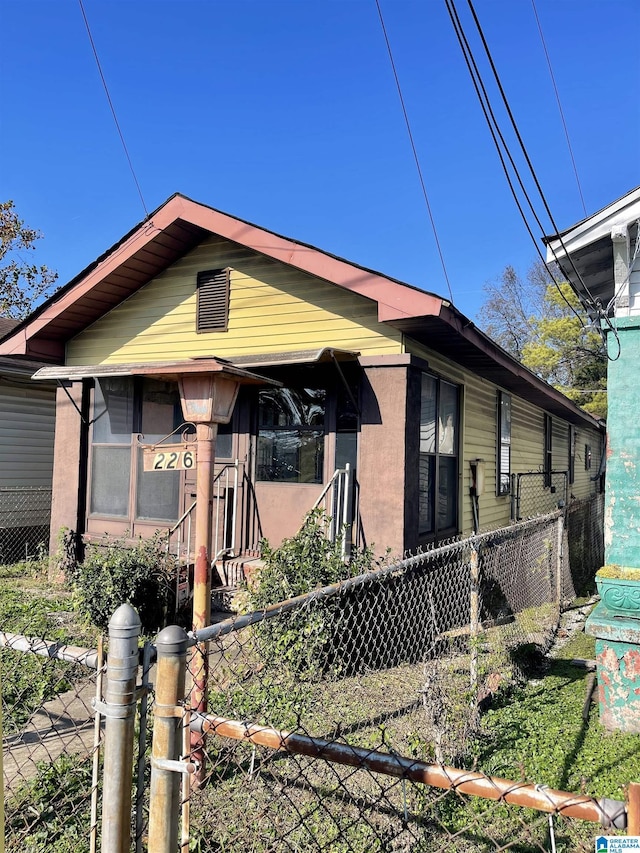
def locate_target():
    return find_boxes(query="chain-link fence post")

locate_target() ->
[148,625,189,853]
[100,604,141,853]
[556,513,564,605]
[469,542,480,693]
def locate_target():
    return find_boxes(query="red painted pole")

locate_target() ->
[189,421,217,783]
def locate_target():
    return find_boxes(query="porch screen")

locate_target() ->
[419,374,459,537]
[257,387,325,483]
[90,377,181,522]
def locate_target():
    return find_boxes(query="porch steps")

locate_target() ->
[214,553,263,589]
[211,553,265,619]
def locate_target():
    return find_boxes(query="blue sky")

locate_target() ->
[1,0,638,322]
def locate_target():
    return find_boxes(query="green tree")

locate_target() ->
[0,200,58,319]
[479,261,607,419]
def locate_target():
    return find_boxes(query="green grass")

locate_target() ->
[0,559,99,732]
[1,560,102,852]
[192,625,640,852]
[475,631,638,800]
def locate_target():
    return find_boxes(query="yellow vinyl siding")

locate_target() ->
[404,335,603,532]
[67,236,402,365]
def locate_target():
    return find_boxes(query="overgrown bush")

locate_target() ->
[244,510,380,676]
[69,533,175,633]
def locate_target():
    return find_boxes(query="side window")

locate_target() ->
[568,425,576,485]
[89,377,181,523]
[90,377,133,518]
[585,444,592,471]
[419,374,459,538]
[257,387,326,483]
[497,391,511,496]
[544,414,553,488]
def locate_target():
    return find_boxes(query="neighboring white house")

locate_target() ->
[0,318,56,561]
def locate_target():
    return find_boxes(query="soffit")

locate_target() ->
[394,311,604,431]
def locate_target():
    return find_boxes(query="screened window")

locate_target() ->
[257,387,326,483]
[90,377,182,523]
[419,374,459,538]
[497,392,511,496]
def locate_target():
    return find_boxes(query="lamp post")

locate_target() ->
[137,360,279,779]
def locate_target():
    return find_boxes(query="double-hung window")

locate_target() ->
[568,425,576,484]
[419,374,459,538]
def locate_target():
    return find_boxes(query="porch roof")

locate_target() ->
[32,357,279,387]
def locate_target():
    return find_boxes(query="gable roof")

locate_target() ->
[0,318,18,338]
[0,317,56,379]
[543,186,640,314]
[0,193,603,430]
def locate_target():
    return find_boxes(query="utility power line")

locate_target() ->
[375,0,455,304]
[530,0,587,218]
[78,0,149,218]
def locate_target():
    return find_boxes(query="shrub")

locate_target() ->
[71,533,175,633]
[244,509,379,676]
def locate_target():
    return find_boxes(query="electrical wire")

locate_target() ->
[78,0,149,218]
[374,0,455,303]
[446,0,621,358]
[443,3,567,289]
[443,0,586,328]
[531,0,587,218]
[463,0,601,315]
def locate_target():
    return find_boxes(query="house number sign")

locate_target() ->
[143,444,195,472]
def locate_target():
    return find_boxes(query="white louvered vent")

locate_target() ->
[196,268,230,332]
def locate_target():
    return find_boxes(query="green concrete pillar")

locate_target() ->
[603,318,640,568]
[587,318,640,732]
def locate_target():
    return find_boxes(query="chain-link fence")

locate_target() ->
[160,498,619,852]
[4,492,628,853]
[1,632,103,851]
[565,492,605,598]
[512,471,568,521]
[0,487,51,564]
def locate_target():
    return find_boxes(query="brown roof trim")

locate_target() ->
[0,193,443,359]
[5,194,604,433]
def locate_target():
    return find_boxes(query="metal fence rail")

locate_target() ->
[512,471,568,521]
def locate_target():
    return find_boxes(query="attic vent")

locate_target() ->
[196,268,230,332]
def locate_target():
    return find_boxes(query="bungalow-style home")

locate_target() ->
[0,194,605,582]
[0,318,56,562]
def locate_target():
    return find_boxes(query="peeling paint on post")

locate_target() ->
[587,319,640,732]
[604,319,640,568]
